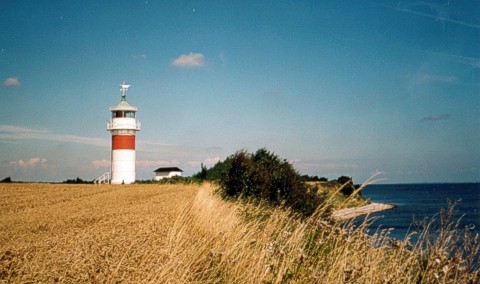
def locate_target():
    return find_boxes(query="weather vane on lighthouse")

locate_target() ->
[120,81,131,101]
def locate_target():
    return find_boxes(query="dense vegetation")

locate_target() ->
[62,177,92,184]
[220,149,327,216]
[192,148,365,216]
[135,176,201,185]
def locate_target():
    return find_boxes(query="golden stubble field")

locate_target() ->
[1,182,479,283]
[0,183,198,283]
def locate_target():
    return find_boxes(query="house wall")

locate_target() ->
[154,171,182,181]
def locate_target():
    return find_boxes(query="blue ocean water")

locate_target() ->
[360,183,480,241]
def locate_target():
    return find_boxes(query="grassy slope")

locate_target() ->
[1,183,478,283]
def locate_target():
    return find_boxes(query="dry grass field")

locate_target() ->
[1,182,479,283]
[0,183,197,283]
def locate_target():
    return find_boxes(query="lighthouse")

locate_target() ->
[107,82,141,184]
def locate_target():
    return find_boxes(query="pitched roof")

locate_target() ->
[153,167,183,173]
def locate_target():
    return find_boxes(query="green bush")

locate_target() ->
[334,176,362,197]
[218,148,325,217]
[192,160,229,182]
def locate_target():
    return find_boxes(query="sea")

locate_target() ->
[359,183,480,242]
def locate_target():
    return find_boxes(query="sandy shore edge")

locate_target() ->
[332,202,397,221]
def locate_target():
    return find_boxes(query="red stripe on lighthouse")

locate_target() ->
[112,135,135,150]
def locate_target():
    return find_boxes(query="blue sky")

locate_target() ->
[1,0,479,183]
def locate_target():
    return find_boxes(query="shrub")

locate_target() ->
[222,150,257,197]
[192,163,208,180]
[1,176,12,183]
[301,175,328,182]
[205,160,228,181]
[192,160,230,182]
[336,176,363,197]
[63,177,92,184]
[218,148,325,216]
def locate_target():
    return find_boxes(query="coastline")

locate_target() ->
[332,202,397,221]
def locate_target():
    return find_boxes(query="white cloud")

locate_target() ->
[9,157,47,168]
[4,77,20,87]
[92,159,110,169]
[0,124,109,147]
[172,52,206,68]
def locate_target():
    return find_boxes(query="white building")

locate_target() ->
[153,167,183,180]
[107,82,141,184]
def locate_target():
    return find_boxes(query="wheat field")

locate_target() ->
[0,183,198,283]
[1,183,478,283]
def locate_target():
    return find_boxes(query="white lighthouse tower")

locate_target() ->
[107,82,141,184]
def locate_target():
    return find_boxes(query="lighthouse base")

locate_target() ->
[111,178,135,185]
[111,149,136,184]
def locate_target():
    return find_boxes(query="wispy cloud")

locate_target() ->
[137,140,171,147]
[411,73,457,86]
[378,2,480,30]
[135,140,173,153]
[136,159,179,168]
[421,113,451,122]
[93,159,181,170]
[91,159,110,169]
[9,157,47,168]
[132,54,148,60]
[3,77,21,87]
[0,124,109,147]
[206,146,223,152]
[431,52,480,69]
[0,125,48,133]
[172,52,206,68]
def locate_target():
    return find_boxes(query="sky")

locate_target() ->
[1,0,479,184]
